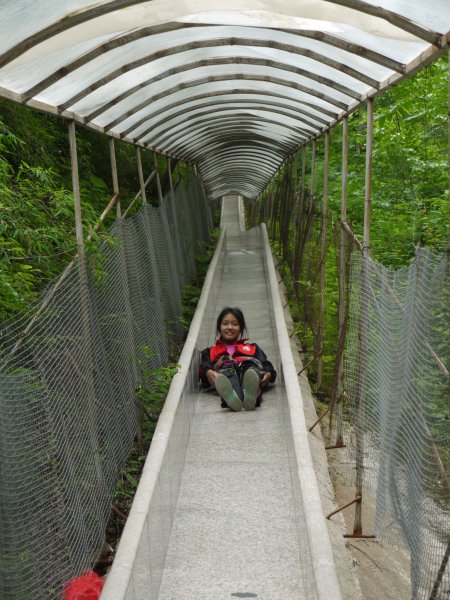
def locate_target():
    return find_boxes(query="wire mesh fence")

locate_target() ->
[0,175,213,600]
[247,160,449,600]
[344,249,449,600]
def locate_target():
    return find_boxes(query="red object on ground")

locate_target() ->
[64,571,105,600]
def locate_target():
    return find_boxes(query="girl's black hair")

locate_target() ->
[216,307,247,338]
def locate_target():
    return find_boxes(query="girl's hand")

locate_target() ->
[260,371,271,386]
[207,369,219,386]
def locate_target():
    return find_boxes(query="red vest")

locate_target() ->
[210,339,256,364]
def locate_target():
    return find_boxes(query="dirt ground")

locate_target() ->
[276,270,412,600]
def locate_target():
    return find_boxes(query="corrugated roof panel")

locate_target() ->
[0,1,448,198]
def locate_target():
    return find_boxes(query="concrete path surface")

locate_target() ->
[157,198,316,600]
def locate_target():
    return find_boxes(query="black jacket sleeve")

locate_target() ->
[253,343,277,382]
[199,346,213,388]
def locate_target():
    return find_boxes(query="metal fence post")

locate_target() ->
[136,146,147,204]
[68,120,104,486]
[318,130,330,391]
[350,98,374,537]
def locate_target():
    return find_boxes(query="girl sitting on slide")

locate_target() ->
[199,307,276,411]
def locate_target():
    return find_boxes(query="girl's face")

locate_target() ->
[220,312,241,343]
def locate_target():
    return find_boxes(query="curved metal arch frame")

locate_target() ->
[195,146,289,171]
[200,146,283,170]
[121,89,335,139]
[23,31,381,107]
[154,122,303,157]
[96,69,349,137]
[159,127,300,161]
[182,138,292,164]
[149,111,311,151]
[94,55,361,131]
[200,147,282,171]
[1,0,439,72]
[0,2,447,200]
[133,95,329,130]
[202,160,279,181]
[104,74,344,141]
[141,104,322,145]
[127,99,327,142]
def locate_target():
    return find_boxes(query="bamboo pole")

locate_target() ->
[122,169,156,219]
[432,50,450,600]
[110,140,141,390]
[109,137,121,218]
[448,47,450,253]
[304,141,316,340]
[136,146,147,204]
[70,121,84,261]
[69,121,104,486]
[341,221,364,253]
[363,99,374,255]
[153,150,163,205]
[335,117,349,447]
[318,130,330,390]
[293,146,307,286]
[352,99,374,536]
[168,157,174,190]
[300,145,307,205]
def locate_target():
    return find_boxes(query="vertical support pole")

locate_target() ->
[334,116,349,448]
[69,121,85,261]
[110,141,140,438]
[430,55,450,599]
[448,48,450,252]
[68,120,104,485]
[318,131,330,391]
[310,140,316,206]
[363,98,374,256]
[136,146,147,204]
[300,145,307,204]
[353,98,374,536]
[109,137,121,218]
[168,157,174,190]
[153,150,163,205]
[305,140,316,343]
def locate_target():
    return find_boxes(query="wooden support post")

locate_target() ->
[334,116,349,448]
[168,157,174,190]
[304,141,316,340]
[110,141,139,392]
[153,150,163,205]
[109,137,121,218]
[431,56,449,585]
[68,120,104,486]
[364,98,374,256]
[310,140,316,208]
[136,146,147,204]
[352,99,374,537]
[300,145,307,204]
[448,48,450,252]
[318,131,330,391]
[69,121,85,261]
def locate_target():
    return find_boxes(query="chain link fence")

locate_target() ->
[247,160,449,600]
[0,176,213,600]
[344,249,449,600]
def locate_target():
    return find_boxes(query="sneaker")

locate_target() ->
[242,369,260,411]
[215,374,242,412]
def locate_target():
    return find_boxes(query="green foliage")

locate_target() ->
[251,55,449,397]
[111,226,218,518]
[180,228,220,331]
[113,348,179,512]
[0,99,179,319]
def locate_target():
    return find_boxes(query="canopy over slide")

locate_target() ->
[0,1,449,198]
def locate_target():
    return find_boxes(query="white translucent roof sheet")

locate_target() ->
[0,1,449,198]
